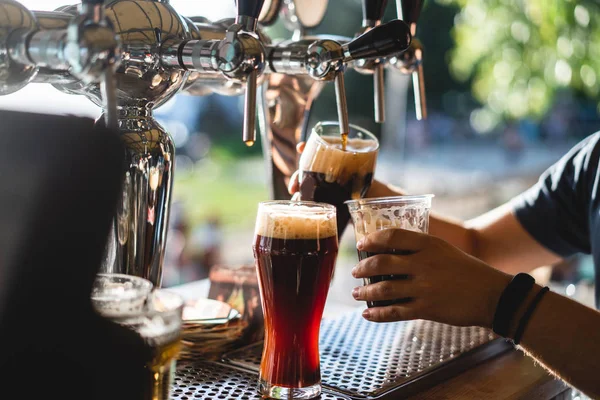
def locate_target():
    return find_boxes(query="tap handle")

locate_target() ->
[362,0,388,25]
[396,0,424,35]
[236,0,266,31]
[344,19,411,62]
[80,0,119,130]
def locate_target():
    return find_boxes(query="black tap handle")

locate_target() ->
[362,0,388,23]
[347,19,411,61]
[399,0,424,30]
[237,0,266,20]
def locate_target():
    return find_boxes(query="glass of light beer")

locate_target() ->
[346,195,433,308]
[92,274,183,400]
[298,122,379,237]
[253,201,338,399]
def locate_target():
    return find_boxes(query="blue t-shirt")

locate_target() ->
[512,133,600,308]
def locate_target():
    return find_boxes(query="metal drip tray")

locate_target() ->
[173,311,511,399]
[172,362,351,400]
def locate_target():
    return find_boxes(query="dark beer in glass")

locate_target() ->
[298,122,378,237]
[346,196,433,308]
[253,201,338,399]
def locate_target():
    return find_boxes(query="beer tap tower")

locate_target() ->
[0,0,414,286]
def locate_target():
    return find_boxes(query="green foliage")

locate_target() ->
[174,156,268,228]
[440,0,600,126]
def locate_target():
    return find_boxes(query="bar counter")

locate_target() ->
[169,280,572,400]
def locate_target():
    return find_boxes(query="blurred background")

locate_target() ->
[1,0,597,307]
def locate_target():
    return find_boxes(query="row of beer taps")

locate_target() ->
[0,0,425,140]
[0,0,427,287]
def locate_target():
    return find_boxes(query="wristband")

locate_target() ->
[512,286,549,345]
[492,273,535,337]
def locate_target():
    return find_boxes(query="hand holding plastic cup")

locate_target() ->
[346,195,433,308]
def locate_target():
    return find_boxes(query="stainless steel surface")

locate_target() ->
[217,21,265,147]
[334,73,350,135]
[77,3,120,130]
[354,3,386,124]
[221,311,511,399]
[390,38,426,121]
[391,0,427,120]
[81,0,190,109]
[413,58,426,120]
[101,107,175,287]
[374,63,385,122]
[243,69,259,146]
[101,68,118,130]
[170,311,511,399]
[236,15,258,33]
[0,0,38,95]
[173,362,351,400]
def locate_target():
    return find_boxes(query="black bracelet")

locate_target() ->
[492,273,535,337]
[512,286,549,345]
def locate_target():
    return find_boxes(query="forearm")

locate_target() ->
[509,288,600,398]
[367,181,561,273]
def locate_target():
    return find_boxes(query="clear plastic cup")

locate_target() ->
[346,195,433,308]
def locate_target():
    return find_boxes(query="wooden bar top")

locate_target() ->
[407,349,570,400]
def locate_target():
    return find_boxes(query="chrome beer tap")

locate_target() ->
[0,0,120,124]
[353,0,389,123]
[0,0,415,285]
[0,0,272,287]
[390,0,427,120]
[169,0,267,146]
[267,19,412,138]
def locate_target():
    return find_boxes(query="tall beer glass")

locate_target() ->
[298,122,379,237]
[92,274,183,400]
[253,201,338,399]
[346,196,433,308]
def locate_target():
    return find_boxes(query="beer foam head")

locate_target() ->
[255,202,337,239]
[300,134,378,181]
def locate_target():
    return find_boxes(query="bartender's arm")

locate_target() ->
[354,133,600,397]
[352,228,600,398]
[367,180,561,274]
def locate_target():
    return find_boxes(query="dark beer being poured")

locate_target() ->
[299,123,379,237]
[253,201,338,396]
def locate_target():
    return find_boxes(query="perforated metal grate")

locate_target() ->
[223,311,509,398]
[172,362,351,400]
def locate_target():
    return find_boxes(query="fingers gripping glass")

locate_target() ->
[346,195,433,308]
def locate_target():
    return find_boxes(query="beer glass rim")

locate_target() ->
[345,194,434,208]
[312,121,380,151]
[92,273,154,298]
[94,287,184,321]
[259,200,336,214]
